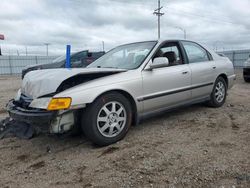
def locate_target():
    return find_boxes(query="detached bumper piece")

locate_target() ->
[7,100,55,133]
[0,117,35,139]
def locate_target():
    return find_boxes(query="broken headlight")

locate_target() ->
[29,97,52,109]
[14,89,21,101]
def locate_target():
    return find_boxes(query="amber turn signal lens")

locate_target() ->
[47,98,72,111]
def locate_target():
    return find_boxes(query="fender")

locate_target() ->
[54,70,144,113]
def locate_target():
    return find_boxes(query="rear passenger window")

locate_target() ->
[182,41,209,63]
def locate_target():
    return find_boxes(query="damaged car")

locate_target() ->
[7,40,236,146]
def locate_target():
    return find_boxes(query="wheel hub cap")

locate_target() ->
[97,101,127,138]
[108,113,118,123]
[215,81,225,103]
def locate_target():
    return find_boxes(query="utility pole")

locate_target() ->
[102,41,105,52]
[0,34,5,56]
[25,46,28,56]
[44,43,50,56]
[153,0,164,39]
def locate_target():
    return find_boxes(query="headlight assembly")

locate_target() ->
[29,97,52,109]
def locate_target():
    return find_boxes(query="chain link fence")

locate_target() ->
[0,56,58,75]
[220,50,250,68]
[0,50,249,75]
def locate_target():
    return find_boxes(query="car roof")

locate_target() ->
[118,39,198,46]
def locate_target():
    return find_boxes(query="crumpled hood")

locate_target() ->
[21,68,125,99]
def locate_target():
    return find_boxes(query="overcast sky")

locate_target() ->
[0,0,250,56]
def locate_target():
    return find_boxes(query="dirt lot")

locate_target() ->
[0,70,249,188]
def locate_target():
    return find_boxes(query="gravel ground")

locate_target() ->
[0,75,21,119]
[0,70,249,188]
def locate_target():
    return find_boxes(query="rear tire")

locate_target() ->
[81,92,132,146]
[207,77,227,108]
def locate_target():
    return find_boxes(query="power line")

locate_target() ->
[166,7,244,26]
[109,0,244,27]
[73,0,243,27]
[105,0,155,7]
[104,0,230,22]
[169,5,230,21]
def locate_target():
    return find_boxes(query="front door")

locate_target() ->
[141,42,192,113]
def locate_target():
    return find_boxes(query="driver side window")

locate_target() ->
[154,42,184,66]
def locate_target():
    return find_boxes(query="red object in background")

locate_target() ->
[0,34,4,40]
[86,57,93,64]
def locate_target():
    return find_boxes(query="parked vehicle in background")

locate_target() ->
[21,50,105,78]
[8,40,236,146]
[243,55,250,82]
[217,53,227,57]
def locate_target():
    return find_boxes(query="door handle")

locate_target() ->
[213,66,216,69]
[182,71,188,74]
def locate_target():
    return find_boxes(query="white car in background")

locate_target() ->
[7,40,236,146]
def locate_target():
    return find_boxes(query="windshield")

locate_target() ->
[52,52,77,63]
[87,41,157,69]
[52,54,66,63]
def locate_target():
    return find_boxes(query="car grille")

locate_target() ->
[14,94,33,109]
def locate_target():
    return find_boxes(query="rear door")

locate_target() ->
[181,41,216,99]
[141,41,192,113]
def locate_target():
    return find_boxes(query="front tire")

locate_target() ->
[82,92,132,146]
[207,77,227,107]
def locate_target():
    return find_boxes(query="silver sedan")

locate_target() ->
[8,40,236,146]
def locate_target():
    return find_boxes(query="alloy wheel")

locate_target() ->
[215,81,225,103]
[97,101,127,138]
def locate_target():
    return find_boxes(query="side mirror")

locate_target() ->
[150,57,169,69]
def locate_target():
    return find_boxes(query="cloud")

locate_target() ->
[0,0,250,55]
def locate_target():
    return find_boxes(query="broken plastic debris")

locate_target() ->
[0,118,35,139]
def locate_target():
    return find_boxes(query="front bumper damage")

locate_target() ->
[7,100,77,134]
